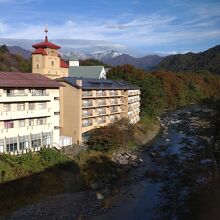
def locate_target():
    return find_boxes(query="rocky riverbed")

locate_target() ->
[2,105,217,220]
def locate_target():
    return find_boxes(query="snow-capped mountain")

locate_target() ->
[90,50,122,61]
[60,50,88,60]
[60,49,123,61]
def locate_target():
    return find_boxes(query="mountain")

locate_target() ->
[7,46,32,59]
[60,49,164,70]
[101,54,164,70]
[0,45,31,72]
[91,50,122,61]
[155,45,220,74]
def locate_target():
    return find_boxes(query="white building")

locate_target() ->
[0,72,62,154]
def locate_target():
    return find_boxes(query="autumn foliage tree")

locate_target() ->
[87,118,134,152]
[107,65,220,116]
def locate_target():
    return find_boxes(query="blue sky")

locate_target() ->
[0,0,219,56]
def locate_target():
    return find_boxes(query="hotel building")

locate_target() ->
[0,72,62,154]
[56,77,141,144]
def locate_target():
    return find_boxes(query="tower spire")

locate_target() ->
[45,26,48,42]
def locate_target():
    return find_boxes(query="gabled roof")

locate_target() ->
[69,66,104,78]
[56,77,139,90]
[60,59,69,68]
[0,72,62,88]
[32,36,61,50]
[32,48,47,55]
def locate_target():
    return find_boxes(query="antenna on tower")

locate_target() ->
[45,26,48,42]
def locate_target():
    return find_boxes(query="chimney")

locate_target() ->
[76,79,82,87]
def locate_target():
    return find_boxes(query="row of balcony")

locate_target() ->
[0,89,49,97]
[82,99,123,108]
[128,96,141,104]
[128,90,141,96]
[82,107,123,118]
[82,90,123,98]
[82,115,121,127]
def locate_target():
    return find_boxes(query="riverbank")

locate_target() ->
[89,104,220,220]
[0,119,161,219]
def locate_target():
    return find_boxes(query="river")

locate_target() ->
[90,105,218,220]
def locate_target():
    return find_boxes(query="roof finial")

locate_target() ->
[45,26,48,42]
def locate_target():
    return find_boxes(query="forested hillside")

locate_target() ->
[0,45,31,72]
[79,58,110,68]
[155,45,220,75]
[107,65,220,116]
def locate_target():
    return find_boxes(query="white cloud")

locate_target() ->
[0,21,8,33]
[0,1,219,55]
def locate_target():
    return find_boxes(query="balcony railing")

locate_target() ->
[82,91,93,97]
[31,91,49,96]
[7,93,28,97]
[97,110,106,115]
[97,119,106,124]
[96,91,106,97]
[82,111,93,117]
[97,101,106,106]
[82,102,93,108]
[110,100,118,105]
[110,108,118,113]
[109,91,118,96]
[82,121,93,127]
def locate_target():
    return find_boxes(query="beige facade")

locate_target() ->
[32,40,68,79]
[58,79,141,144]
[0,87,60,154]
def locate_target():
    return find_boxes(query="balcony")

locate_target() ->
[97,119,106,124]
[7,92,28,97]
[0,109,51,121]
[82,91,93,98]
[109,91,118,96]
[82,102,93,108]
[110,108,118,113]
[82,121,93,127]
[97,101,106,106]
[110,100,118,105]
[82,111,93,117]
[96,110,106,115]
[96,91,106,97]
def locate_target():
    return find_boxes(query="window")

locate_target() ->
[19,120,25,127]
[43,132,51,146]
[31,134,41,148]
[0,139,4,153]
[4,121,14,129]
[6,137,17,152]
[37,118,46,125]
[51,61,54,66]
[39,102,46,109]
[6,89,12,96]
[36,64,39,69]
[19,135,29,151]
[17,103,25,111]
[29,103,35,110]
[3,104,11,111]
[29,119,34,126]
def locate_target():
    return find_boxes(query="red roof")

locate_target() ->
[0,72,62,88]
[32,36,61,50]
[32,48,47,55]
[60,59,69,68]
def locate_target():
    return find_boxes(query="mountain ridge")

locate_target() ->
[155,45,220,74]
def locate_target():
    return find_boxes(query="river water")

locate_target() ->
[91,105,214,220]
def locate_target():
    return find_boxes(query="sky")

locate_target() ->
[0,0,219,56]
